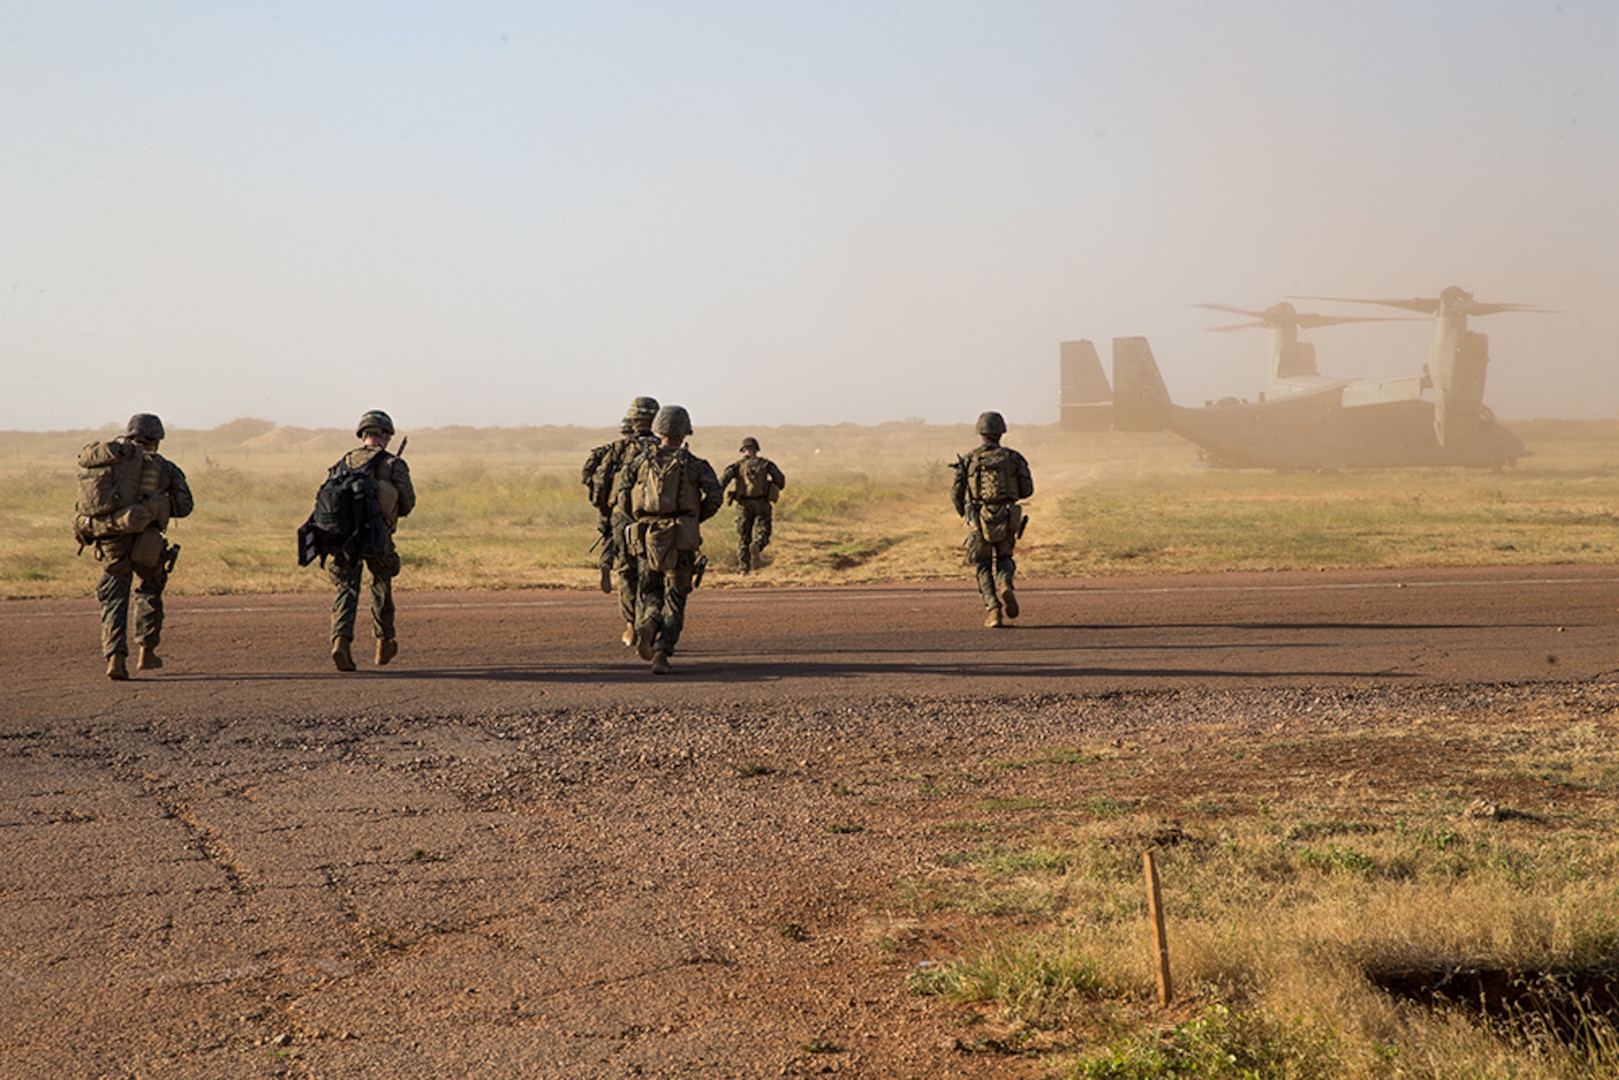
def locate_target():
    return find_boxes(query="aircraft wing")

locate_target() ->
[1340,375,1428,408]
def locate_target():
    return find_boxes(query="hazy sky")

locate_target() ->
[4,1,1616,431]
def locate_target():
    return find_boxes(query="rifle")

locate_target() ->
[691,553,708,589]
[953,454,976,523]
[396,435,408,457]
[163,543,182,574]
[1017,512,1029,539]
[588,518,613,555]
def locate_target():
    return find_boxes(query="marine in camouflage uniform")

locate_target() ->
[718,436,786,573]
[614,405,722,674]
[581,415,634,594]
[951,411,1034,628]
[328,410,416,671]
[90,414,194,679]
[593,396,661,647]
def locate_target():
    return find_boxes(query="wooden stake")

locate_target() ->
[1144,849,1173,1006]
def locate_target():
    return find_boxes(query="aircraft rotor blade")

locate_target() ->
[1194,303,1269,320]
[1293,313,1422,330]
[1289,294,1440,315]
[1458,301,1556,317]
[1293,294,1555,318]
[1198,303,1420,333]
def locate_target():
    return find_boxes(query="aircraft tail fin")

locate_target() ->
[1111,336,1173,431]
[1059,339,1112,430]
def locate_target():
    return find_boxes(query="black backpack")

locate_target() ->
[297,453,392,567]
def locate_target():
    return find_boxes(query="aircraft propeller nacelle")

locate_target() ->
[1432,329,1490,448]
[1287,287,1550,449]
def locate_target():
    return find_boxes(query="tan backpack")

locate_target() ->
[736,456,772,499]
[972,446,1021,505]
[73,440,152,544]
[632,448,701,518]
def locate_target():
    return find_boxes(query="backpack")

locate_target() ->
[581,441,615,514]
[631,447,701,518]
[736,456,772,499]
[972,446,1021,505]
[73,439,151,545]
[297,452,392,567]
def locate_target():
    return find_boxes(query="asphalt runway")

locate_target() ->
[5,565,1615,724]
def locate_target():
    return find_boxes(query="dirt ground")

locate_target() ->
[3,567,1618,1078]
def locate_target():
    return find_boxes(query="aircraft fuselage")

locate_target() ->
[1165,387,1525,470]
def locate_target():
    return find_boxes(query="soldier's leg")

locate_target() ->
[975,552,1001,610]
[659,553,696,654]
[131,560,169,650]
[599,514,615,592]
[995,540,1019,619]
[618,562,639,630]
[747,505,767,569]
[97,562,134,660]
[613,512,638,630]
[329,556,363,641]
[327,556,362,671]
[734,504,752,569]
[756,504,773,552]
[634,558,665,660]
[966,531,1000,615]
[365,551,400,641]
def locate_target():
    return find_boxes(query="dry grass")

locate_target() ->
[3,418,1617,599]
[897,692,1619,1077]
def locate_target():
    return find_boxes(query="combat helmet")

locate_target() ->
[126,413,166,441]
[628,396,660,421]
[976,411,1008,437]
[652,405,692,439]
[739,436,760,452]
[356,410,395,438]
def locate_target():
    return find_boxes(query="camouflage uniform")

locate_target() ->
[592,397,661,644]
[328,411,415,668]
[582,416,634,593]
[90,414,194,677]
[615,406,722,672]
[951,412,1034,628]
[718,437,786,572]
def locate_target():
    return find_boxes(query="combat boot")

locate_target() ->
[376,638,398,666]
[106,653,129,680]
[984,608,1004,629]
[599,564,613,594]
[1001,587,1019,619]
[748,540,762,570]
[622,622,635,648]
[634,621,657,661]
[651,650,672,675]
[331,637,356,672]
[137,644,163,670]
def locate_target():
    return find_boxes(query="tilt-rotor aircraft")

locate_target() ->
[1103,287,1541,469]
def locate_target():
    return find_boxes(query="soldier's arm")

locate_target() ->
[1016,451,1034,500]
[696,460,724,522]
[614,457,638,516]
[165,460,195,518]
[391,457,417,518]
[768,460,786,490]
[718,461,738,491]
